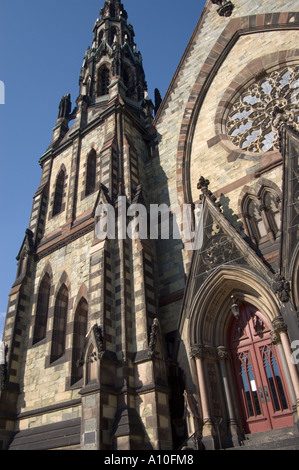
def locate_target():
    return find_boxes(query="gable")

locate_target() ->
[179,178,275,332]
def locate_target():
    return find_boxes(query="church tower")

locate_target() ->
[0,0,171,451]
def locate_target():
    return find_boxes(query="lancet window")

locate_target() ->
[85,149,97,196]
[33,273,51,344]
[53,168,65,216]
[50,284,68,363]
[97,65,110,96]
[242,187,281,246]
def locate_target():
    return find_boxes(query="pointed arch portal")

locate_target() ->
[186,266,295,439]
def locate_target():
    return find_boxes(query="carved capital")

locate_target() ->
[271,316,288,335]
[190,344,219,360]
[190,344,205,360]
[217,346,228,360]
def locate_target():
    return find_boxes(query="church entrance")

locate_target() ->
[229,303,293,434]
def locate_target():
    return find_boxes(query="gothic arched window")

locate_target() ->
[242,187,281,247]
[85,149,97,196]
[17,250,26,278]
[110,5,116,18]
[98,30,104,45]
[50,284,68,363]
[33,273,51,344]
[97,66,110,96]
[71,298,88,384]
[53,168,65,216]
[245,197,267,246]
[110,26,118,45]
[123,66,134,98]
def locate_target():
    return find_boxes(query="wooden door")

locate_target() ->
[230,303,293,434]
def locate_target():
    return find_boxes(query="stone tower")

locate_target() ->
[0,0,171,450]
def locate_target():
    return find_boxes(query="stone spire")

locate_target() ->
[78,0,149,109]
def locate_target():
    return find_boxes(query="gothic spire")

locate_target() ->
[77,0,149,110]
[99,0,128,22]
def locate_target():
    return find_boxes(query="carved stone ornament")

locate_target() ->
[77,324,105,367]
[211,0,234,17]
[226,66,299,153]
[272,274,291,303]
[197,176,210,195]
[58,93,72,119]
[93,324,105,360]
[148,318,159,359]
[201,234,235,267]
[270,329,281,345]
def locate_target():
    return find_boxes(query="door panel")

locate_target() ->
[230,303,293,434]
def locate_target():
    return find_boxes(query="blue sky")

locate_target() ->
[0,0,204,338]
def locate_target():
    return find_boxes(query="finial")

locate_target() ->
[197,176,222,210]
[211,0,234,17]
[58,94,72,120]
[197,176,210,195]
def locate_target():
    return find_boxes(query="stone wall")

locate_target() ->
[150,0,299,334]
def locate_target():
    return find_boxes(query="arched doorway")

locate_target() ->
[229,302,293,434]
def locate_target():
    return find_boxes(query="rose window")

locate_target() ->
[226,66,299,153]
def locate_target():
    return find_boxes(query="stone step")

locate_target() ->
[228,426,299,450]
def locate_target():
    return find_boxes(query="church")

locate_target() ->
[0,0,299,450]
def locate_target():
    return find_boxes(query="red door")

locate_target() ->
[230,303,293,434]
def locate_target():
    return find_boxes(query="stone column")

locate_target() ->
[272,318,299,414]
[217,346,239,445]
[191,345,214,448]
